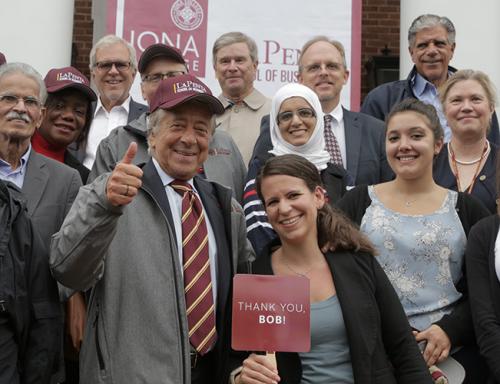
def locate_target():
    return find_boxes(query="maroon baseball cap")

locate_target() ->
[0,52,6,65]
[150,74,224,114]
[138,44,186,74]
[44,66,97,102]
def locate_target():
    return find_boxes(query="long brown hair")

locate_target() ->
[256,154,376,255]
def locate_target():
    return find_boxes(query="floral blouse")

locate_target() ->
[361,186,466,331]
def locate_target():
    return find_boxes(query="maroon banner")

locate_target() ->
[232,274,310,352]
[110,0,208,77]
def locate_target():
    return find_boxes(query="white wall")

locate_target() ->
[0,1,75,77]
[400,0,500,96]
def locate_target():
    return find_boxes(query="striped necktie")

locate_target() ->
[323,114,344,166]
[170,180,217,355]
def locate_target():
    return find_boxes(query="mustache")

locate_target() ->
[6,111,31,123]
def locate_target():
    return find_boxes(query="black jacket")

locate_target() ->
[0,181,61,383]
[249,249,432,384]
[466,214,500,383]
[337,185,490,347]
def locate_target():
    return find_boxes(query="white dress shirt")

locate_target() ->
[83,96,131,169]
[325,104,347,167]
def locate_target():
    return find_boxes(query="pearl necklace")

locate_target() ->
[447,140,490,165]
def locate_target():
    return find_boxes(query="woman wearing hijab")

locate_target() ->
[243,83,351,257]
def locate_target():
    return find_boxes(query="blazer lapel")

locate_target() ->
[22,152,49,216]
[343,109,361,183]
[325,251,377,382]
[194,177,231,329]
[141,160,176,236]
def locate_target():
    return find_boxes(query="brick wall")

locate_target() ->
[361,0,400,100]
[71,0,400,98]
[72,0,93,79]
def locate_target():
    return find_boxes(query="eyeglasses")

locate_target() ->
[94,61,131,72]
[0,94,41,111]
[277,108,316,124]
[304,62,344,74]
[142,71,187,83]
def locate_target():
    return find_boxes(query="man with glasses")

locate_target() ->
[0,62,82,382]
[0,63,81,245]
[82,35,147,169]
[251,36,392,185]
[90,43,247,201]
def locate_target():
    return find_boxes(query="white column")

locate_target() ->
[400,0,500,95]
[0,1,75,76]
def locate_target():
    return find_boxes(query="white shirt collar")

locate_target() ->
[94,95,132,117]
[326,103,344,122]
[152,157,196,191]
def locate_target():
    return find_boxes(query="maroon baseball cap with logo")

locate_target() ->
[150,74,224,114]
[44,66,97,102]
[0,52,6,66]
[138,44,186,74]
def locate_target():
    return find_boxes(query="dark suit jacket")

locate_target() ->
[251,110,393,185]
[68,97,148,163]
[22,151,82,249]
[141,160,238,382]
[466,214,500,383]
[250,249,432,384]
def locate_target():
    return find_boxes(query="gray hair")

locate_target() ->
[0,62,47,103]
[89,34,138,72]
[212,32,258,66]
[298,36,347,72]
[146,106,216,155]
[408,14,456,47]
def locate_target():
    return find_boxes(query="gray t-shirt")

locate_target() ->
[298,295,354,383]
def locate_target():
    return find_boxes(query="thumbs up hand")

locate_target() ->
[106,142,144,206]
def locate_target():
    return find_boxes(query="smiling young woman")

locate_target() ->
[338,98,490,383]
[234,154,432,384]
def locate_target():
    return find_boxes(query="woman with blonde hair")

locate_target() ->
[434,69,498,213]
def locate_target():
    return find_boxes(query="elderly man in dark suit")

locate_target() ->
[0,62,81,247]
[0,62,81,381]
[50,74,254,383]
[251,36,392,185]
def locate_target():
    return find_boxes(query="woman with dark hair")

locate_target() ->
[465,166,500,383]
[31,66,96,383]
[234,154,432,384]
[434,69,498,213]
[338,98,489,383]
[244,83,350,257]
[32,66,96,183]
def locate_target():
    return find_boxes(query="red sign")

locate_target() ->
[108,0,208,77]
[232,274,310,352]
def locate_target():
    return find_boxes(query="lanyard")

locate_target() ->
[448,141,489,194]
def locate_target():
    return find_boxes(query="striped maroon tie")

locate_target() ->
[170,180,216,355]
